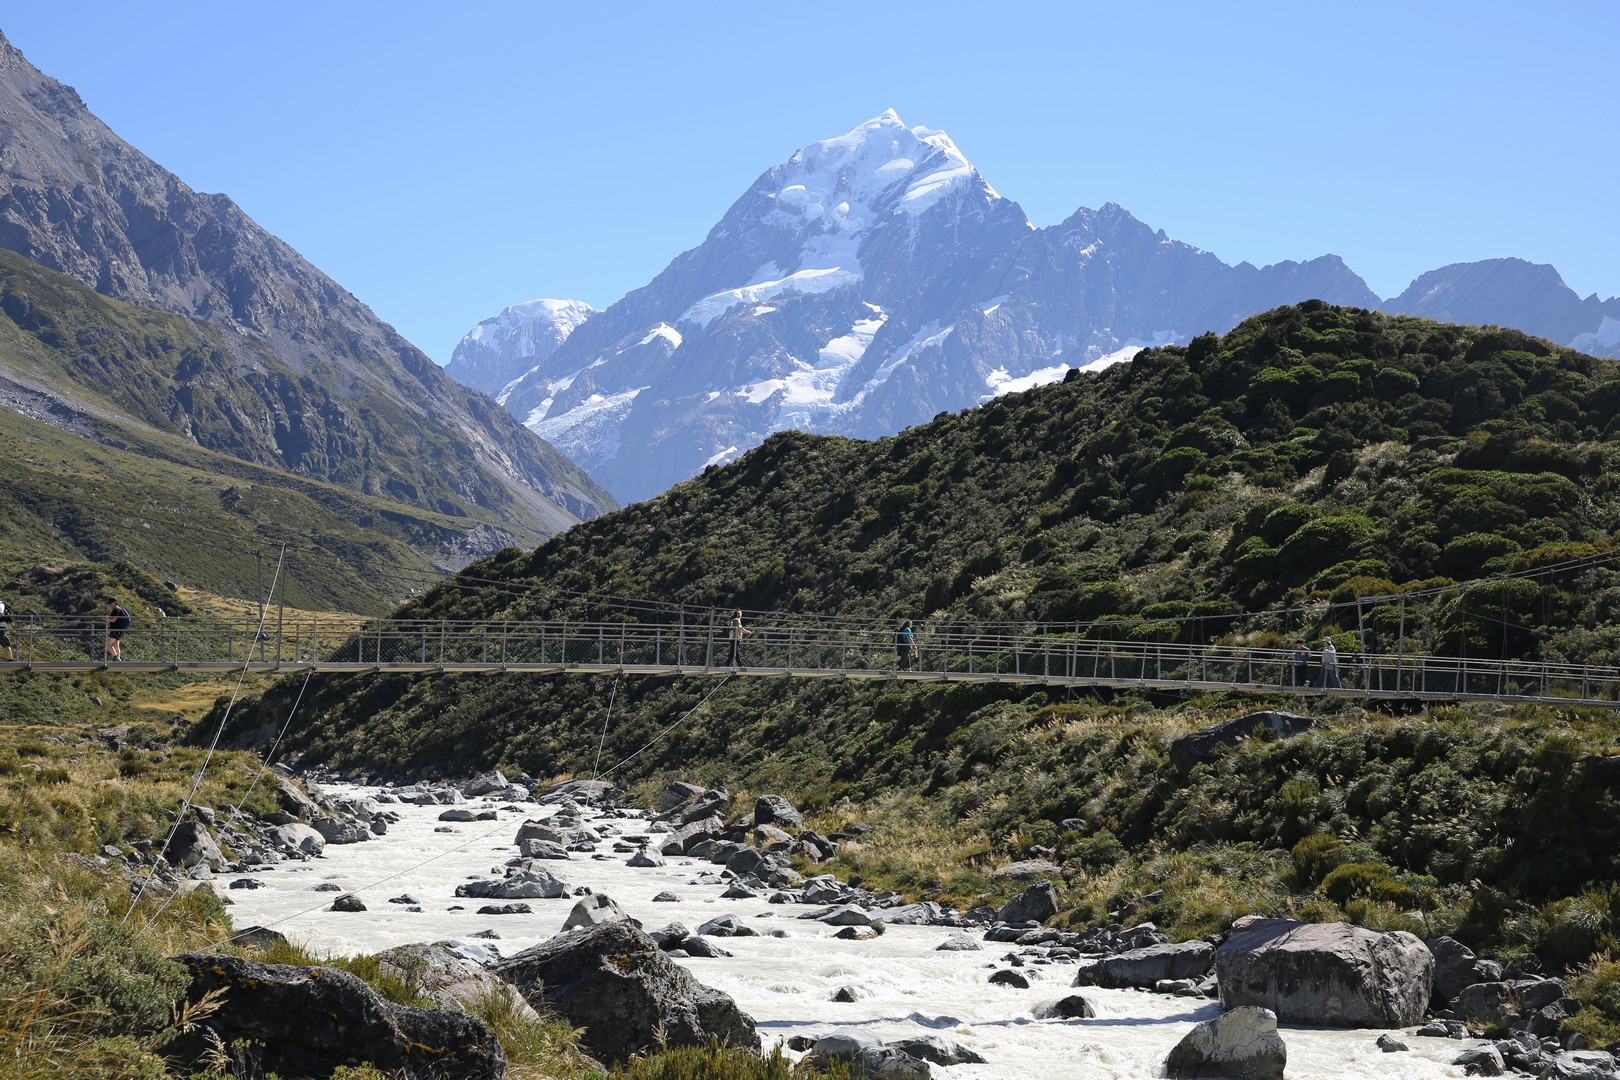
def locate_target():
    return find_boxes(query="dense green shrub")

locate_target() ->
[1567,956,1620,1046]
[1290,833,1346,887]
[1320,862,1419,908]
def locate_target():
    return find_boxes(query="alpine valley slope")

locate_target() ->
[0,30,613,557]
[458,110,1620,505]
[234,302,1620,780]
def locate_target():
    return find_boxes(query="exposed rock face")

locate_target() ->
[162,953,505,1080]
[1166,1005,1287,1080]
[1073,941,1215,989]
[0,31,612,544]
[1215,916,1433,1028]
[1169,711,1318,771]
[493,922,759,1064]
[654,781,707,812]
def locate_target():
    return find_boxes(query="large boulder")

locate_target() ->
[998,880,1059,924]
[1451,981,1517,1026]
[455,864,568,900]
[1073,941,1215,989]
[655,780,707,812]
[162,953,504,1079]
[657,815,726,857]
[888,1034,987,1066]
[375,943,538,1021]
[514,820,568,846]
[754,794,805,829]
[562,893,638,931]
[274,773,325,821]
[270,822,326,856]
[804,1028,883,1066]
[1215,916,1433,1028]
[1427,935,1505,1004]
[990,859,1063,882]
[725,846,780,880]
[312,816,370,845]
[462,770,509,797]
[493,922,758,1064]
[539,778,617,805]
[672,788,731,824]
[164,821,226,872]
[1033,994,1096,1019]
[1166,1005,1286,1080]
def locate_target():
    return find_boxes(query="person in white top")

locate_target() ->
[1318,639,1342,689]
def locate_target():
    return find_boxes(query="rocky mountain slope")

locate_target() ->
[460,111,1618,504]
[0,30,613,551]
[0,251,533,609]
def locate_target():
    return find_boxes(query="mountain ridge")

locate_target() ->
[457,112,1616,505]
[0,29,614,549]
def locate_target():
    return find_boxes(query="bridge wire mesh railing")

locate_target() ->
[7,614,1618,703]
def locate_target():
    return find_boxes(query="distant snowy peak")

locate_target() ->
[459,298,595,355]
[674,111,1019,330]
[772,108,1001,225]
[445,298,596,397]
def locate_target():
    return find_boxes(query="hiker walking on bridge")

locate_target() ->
[106,599,131,661]
[725,609,751,668]
[1318,638,1342,689]
[895,619,917,671]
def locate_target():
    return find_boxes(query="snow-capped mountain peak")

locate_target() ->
[444,298,595,398]
[775,109,993,222]
[456,112,1534,505]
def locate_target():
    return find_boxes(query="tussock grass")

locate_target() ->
[604,1043,852,1079]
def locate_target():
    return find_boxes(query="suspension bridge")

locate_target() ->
[1,613,1615,708]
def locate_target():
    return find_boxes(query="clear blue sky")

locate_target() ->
[6,2,1616,365]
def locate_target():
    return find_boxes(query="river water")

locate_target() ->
[220,785,1473,1079]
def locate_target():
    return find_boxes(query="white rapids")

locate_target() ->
[219,785,1474,1079]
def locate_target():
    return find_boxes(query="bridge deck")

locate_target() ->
[2,615,1615,708]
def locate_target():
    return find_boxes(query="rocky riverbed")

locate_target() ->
[201,778,1511,1079]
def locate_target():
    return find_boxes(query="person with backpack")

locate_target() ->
[106,598,131,661]
[0,600,13,661]
[1291,640,1310,688]
[895,619,917,671]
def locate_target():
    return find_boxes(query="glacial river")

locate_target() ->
[220,785,1473,1079]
